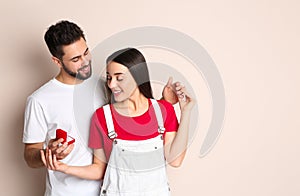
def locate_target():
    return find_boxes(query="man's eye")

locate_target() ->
[117,77,123,81]
[72,58,79,62]
[106,76,112,81]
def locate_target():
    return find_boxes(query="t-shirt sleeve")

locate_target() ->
[88,109,106,149]
[159,100,179,132]
[23,96,48,143]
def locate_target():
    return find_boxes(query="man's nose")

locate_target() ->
[81,56,90,66]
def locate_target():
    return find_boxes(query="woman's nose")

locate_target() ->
[108,78,117,89]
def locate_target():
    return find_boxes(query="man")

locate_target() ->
[23,20,182,196]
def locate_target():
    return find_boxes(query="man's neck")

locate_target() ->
[55,73,83,85]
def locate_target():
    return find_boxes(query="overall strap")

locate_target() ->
[150,99,166,134]
[103,104,117,139]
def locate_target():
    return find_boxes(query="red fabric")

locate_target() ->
[88,99,179,159]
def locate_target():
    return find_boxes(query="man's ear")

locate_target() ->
[51,56,62,68]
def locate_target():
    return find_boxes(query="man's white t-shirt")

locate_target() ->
[23,78,106,196]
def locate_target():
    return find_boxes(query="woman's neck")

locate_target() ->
[113,92,149,117]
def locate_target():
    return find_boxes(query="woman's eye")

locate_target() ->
[117,77,123,81]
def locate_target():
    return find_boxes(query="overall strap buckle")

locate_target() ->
[103,104,117,140]
[108,131,118,139]
[151,99,166,135]
[158,126,166,134]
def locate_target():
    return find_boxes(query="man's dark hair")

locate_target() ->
[44,20,85,59]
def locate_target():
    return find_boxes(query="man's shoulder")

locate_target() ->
[28,79,56,100]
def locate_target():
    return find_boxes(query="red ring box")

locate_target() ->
[56,129,75,145]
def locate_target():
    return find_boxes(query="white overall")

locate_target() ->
[100,99,171,196]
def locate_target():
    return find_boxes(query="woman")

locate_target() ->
[42,48,195,195]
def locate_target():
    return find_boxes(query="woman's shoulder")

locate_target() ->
[95,104,112,113]
[92,104,111,121]
[156,99,173,108]
[151,99,175,114]
[94,106,104,115]
[91,105,110,132]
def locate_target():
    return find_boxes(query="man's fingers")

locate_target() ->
[55,142,68,154]
[53,143,74,160]
[50,138,64,149]
[52,142,67,157]
[58,144,74,159]
[63,144,74,155]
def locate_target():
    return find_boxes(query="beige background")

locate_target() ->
[1,0,300,195]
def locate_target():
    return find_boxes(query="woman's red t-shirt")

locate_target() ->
[88,99,179,159]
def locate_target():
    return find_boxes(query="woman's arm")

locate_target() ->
[164,86,195,167]
[24,138,74,168]
[41,148,107,180]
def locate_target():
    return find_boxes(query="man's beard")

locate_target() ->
[62,61,92,80]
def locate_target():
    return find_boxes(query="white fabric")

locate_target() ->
[23,78,106,196]
[103,105,117,139]
[100,99,170,196]
[150,99,165,134]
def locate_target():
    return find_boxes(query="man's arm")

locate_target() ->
[24,143,44,168]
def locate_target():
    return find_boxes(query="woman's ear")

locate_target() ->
[51,56,62,68]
